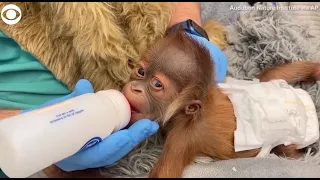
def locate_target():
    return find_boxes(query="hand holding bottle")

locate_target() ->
[21,79,159,173]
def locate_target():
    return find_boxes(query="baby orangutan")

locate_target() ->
[7,30,318,178]
[122,30,320,178]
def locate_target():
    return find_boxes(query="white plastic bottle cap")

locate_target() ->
[96,89,131,131]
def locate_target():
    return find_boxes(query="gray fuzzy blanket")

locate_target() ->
[226,3,320,153]
[103,2,320,178]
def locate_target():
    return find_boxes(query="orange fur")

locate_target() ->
[151,61,320,178]
[259,61,320,83]
[201,88,261,160]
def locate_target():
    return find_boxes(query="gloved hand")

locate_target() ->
[22,79,159,172]
[187,32,228,83]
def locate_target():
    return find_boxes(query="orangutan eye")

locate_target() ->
[137,67,145,77]
[150,78,163,89]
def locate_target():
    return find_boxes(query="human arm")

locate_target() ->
[0,109,21,120]
[169,2,202,28]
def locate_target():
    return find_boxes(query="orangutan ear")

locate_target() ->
[184,100,202,115]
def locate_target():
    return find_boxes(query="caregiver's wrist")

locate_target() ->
[0,109,22,120]
[168,2,202,28]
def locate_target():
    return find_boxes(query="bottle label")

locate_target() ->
[50,109,85,124]
[78,137,102,152]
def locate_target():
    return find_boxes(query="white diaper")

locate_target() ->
[218,77,319,157]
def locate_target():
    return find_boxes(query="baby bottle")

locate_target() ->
[0,89,130,178]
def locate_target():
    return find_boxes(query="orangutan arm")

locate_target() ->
[259,61,320,83]
[169,2,202,28]
[149,125,198,178]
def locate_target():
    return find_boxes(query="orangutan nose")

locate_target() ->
[131,84,143,94]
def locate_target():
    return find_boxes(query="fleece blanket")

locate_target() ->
[182,155,320,178]
[277,2,320,38]
[200,2,250,26]
[100,2,320,178]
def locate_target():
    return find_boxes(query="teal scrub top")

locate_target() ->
[0,31,71,178]
[0,31,71,109]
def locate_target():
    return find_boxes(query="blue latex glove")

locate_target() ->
[22,79,159,172]
[187,32,228,83]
